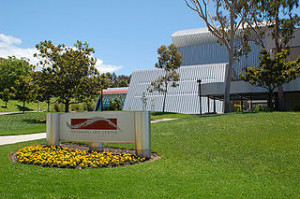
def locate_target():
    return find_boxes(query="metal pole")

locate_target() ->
[241,95,243,112]
[197,79,202,115]
[100,88,103,112]
[214,96,216,113]
[207,95,210,114]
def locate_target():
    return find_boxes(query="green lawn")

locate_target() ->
[151,111,194,120]
[0,111,190,136]
[0,112,299,198]
[0,112,47,136]
[0,99,49,112]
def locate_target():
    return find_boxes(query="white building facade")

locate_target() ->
[124,28,300,113]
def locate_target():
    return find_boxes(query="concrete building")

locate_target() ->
[124,28,300,114]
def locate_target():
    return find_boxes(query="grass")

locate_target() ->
[0,111,190,136]
[151,111,195,120]
[0,99,49,112]
[0,112,299,198]
[0,112,47,136]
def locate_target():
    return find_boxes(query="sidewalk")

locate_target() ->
[0,118,178,146]
[0,133,46,146]
[0,111,39,116]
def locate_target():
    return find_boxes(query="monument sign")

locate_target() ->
[47,111,151,158]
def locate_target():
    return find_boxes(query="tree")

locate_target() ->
[109,96,123,111]
[185,0,252,113]
[240,49,300,110]
[117,79,128,87]
[242,0,300,110]
[32,71,54,112]
[107,74,130,88]
[13,75,36,113]
[147,44,182,112]
[34,40,98,112]
[0,56,33,107]
[1,88,13,108]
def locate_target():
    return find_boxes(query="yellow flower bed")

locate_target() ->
[15,145,146,168]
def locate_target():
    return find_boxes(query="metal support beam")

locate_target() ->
[207,95,210,113]
[240,95,243,112]
[197,79,202,115]
[213,97,216,113]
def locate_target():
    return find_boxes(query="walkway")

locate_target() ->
[0,118,178,146]
[0,111,39,116]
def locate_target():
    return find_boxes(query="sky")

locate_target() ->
[0,0,205,75]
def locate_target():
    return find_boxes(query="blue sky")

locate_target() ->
[0,0,204,75]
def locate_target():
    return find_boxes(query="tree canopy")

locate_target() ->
[34,40,99,112]
[148,43,182,112]
[240,49,300,110]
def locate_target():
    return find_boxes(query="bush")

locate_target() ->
[234,105,241,112]
[254,105,270,112]
[83,102,96,111]
[292,105,300,112]
[109,97,122,111]
[53,103,64,112]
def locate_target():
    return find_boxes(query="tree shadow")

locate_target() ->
[197,111,259,118]
[151,112,177,116]
[23,119,46,124]
[16,105,33,112]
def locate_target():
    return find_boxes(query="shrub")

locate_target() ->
[254,105,270,112]
[292,105,300,112]
[54,103,61,112]
[234,105,241,112]
[109,97,122,111]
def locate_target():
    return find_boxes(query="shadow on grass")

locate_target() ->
[16,105,33,112]
[23,119,46,124]
[151,112,178,116]
[197,111,259,118]
[1,106,7,108]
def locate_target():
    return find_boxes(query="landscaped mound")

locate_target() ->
[15,145,146,169]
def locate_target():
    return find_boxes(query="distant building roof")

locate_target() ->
[99,87,128,94]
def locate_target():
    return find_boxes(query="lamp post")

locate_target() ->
[197,79,202,115]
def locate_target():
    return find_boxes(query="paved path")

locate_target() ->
[0,111,39,116]
[0,133,46,146]
[0,118,178,146]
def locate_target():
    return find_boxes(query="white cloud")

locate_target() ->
[0,33,122,73]
[95,59,123,74]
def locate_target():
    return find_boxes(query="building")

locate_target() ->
[124,28,300,114]
[95,87,128,111]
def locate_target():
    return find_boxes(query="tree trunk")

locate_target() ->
[274,12,286,111]
[277,85,286,111]
[23,101,25,114]
[65,100,69,113]
[267,90,274,111]
[223,8,235,113]
[163,83,168,112]
[47,101,50,112]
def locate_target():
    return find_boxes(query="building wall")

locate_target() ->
[285,92,300,111]
[177,42,261,79]
[123,64,227,114]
